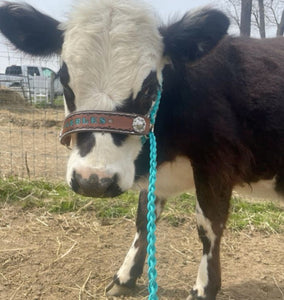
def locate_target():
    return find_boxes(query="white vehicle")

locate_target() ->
[0,65,63,101]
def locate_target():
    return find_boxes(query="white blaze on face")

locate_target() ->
[61,0,164,190]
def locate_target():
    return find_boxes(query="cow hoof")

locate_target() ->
[186,296,204,300]
[106,280,135,297]
[186,289,206,300]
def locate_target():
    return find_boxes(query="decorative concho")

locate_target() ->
[132,116,147,134]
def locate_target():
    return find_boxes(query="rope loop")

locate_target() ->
[147,131,158,300]
[146,86,162,300]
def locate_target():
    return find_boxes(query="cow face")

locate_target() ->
[59,1,164,197]
[0,1,229,197]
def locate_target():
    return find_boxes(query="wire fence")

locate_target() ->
[0,105,69,180]
[0,47,69,181]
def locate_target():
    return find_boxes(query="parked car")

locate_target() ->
[0,65,63,101]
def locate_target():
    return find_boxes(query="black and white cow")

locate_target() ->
[0,1,283,299]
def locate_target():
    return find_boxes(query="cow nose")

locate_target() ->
[71,170,122,197]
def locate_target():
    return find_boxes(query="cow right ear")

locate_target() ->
[160,8,229,66]
[0,2,63,56]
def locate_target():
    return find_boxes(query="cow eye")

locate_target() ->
[144,88,152,96]
[138,71,159,102]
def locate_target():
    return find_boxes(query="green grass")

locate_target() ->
[0,177,138,219]
[32,95,64,109]
[229,195,284,233]
[0,177,283,233]
[52,96,64,108]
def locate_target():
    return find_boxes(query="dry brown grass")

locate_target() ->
[0,206,283,300]
[0,88,27,106]
[0,106,68,179]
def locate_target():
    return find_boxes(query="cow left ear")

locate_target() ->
[160,9,230,65]
[0,2,63,56]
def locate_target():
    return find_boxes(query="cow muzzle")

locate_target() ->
[70,167,122,198]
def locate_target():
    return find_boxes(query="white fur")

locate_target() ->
[193,254,208,298]
[195,201,216,256]
[193,201,216,297]
[62,0,164,190]
[116,232,140,284]
[62,0,163,110]
[155,198,164,218]
[135,156,195,198]
[66,134,141,190]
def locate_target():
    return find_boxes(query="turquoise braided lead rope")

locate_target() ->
[147,88,162,300]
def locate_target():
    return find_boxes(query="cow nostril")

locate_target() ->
[71,171,80,193]
[100,177,113,189]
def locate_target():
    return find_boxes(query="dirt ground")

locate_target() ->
[0,205,283,300]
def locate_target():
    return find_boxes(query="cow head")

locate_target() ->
[0,1,229,197]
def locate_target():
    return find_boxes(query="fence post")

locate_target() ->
[26,75,32,103]
[50,73,55,106]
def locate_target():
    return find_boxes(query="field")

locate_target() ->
[0,180,283,300]
[0,95,68,179]
[0,99,283,300]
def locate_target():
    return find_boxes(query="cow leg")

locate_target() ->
[106,189,166,296]
[188,170,232,300]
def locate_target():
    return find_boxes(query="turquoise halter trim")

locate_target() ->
[147,88,162,300]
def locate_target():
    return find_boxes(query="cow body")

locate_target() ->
[142,36,284,195]
[0,1,283,299]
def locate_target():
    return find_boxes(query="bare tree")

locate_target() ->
[240,0,253,36]
[258,0,266,37]
[265,0,284,36]
[225,0,242,28]
[277,9,284,35]
[224,0,284,37]
[251,0,266,37]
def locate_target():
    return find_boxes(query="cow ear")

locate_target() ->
[0,2,63,56]
[160,9,229,65]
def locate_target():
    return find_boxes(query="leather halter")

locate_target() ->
[59,110,151,147]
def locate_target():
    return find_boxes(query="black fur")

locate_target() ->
[117,71,159,115]
[111,133,127,147]
[136,35,284,197]
[160,9,230,66]
[113,71,159,147]
[77,132,95,157]
[0,2,63,56]
[58,62,76,112]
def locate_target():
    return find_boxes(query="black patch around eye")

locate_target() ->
[111,133,128,147]
[59,62,76,112]
[63,86,76,112]
[117,71,159,115]
[135,71,160,112]
[141,71,160,98]
[77,132,95,157]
